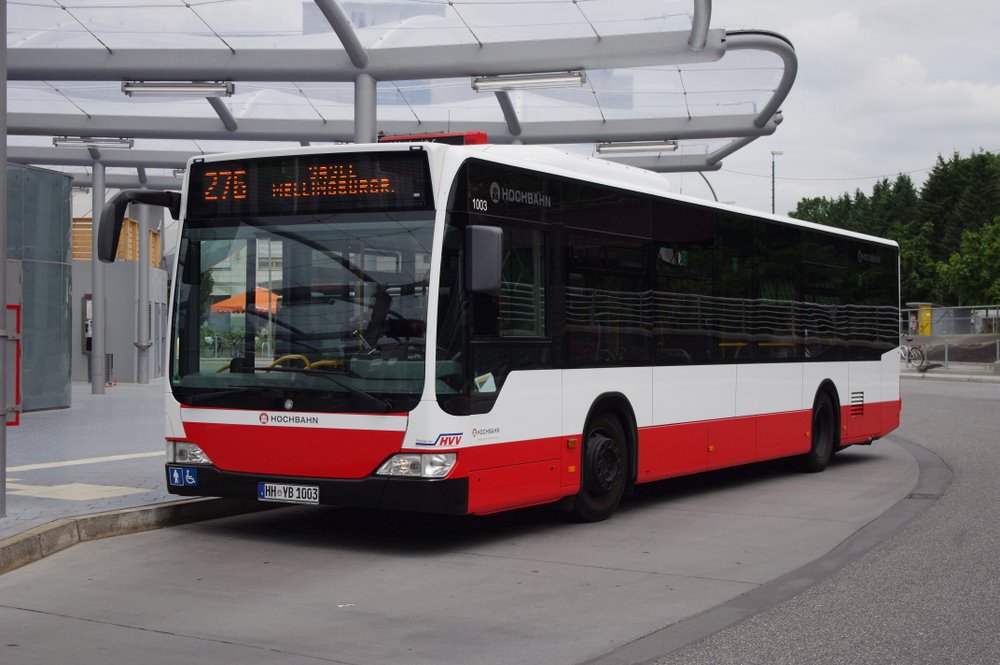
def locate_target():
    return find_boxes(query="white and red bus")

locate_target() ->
[100,143,901,521]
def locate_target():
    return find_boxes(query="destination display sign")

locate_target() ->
[187,150,433,218]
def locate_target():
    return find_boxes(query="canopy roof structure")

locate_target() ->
[4,0,797,191]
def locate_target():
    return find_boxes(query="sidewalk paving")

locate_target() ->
[901,361,1000,383]
[1,380,267,573]
[1,380,173,542]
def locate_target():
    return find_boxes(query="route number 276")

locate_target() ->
[203,170,248,201]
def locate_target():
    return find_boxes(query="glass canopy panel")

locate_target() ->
[454,3,593,42]
[7,82,95,115]
[681,61,785,95]
[284,82,357,108]
[579,0,693,30]
[227,83,342,121]
[65,5,223,50]
[353,2,474,48]
[5,0,794,187]
[195,0,311,46]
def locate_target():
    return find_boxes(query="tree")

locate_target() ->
[791,152,1000,304]
[938,217,1000,305]
[918,151,1000,262]
[897,220,941,305]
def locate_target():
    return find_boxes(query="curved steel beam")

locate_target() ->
[707,135,760,166]
[688,0,712,52]
[606,153,723,173]
[9,112,778,144]
[7,146,193,168]
[314,0,369,70]
[724,31,797,128]
[73,174,182,190]
[207,97,238,132]
[7,31,727,82]
[494,91,522,137]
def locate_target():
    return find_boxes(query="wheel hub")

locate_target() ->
[587,432,622,494]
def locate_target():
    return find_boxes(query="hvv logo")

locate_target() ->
[415,432,462,447]
[435,433,463,446]
[416,432,463,447]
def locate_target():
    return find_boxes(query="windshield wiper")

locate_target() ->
[260,366,393,412]
[184,386,278,405]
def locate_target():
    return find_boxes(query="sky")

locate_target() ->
[678,0,1000,215]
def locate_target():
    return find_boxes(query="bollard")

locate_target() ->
[944,341,949,369]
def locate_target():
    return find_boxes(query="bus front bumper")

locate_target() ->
[165,465,469,515]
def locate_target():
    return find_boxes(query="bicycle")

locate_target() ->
[899,337,926,369]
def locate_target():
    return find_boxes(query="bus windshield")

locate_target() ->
[170,211,435,413]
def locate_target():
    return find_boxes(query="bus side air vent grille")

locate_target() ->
[850,392,865,417]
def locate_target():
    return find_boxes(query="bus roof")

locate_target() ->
[459,144,899,249]
[187,142,898,249]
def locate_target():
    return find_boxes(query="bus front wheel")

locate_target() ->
[797,392,837,473]
[571,413,628,522]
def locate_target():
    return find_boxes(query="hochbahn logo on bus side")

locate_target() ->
[489,181,552,208]
[258,412,321,426]
[857,249,882,264]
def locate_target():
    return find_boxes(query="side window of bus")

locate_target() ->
[755,221,801,361]
[848,241,899,360]
[471,224,547,339]
[715,213,757,362]
[470,223,550,411]
[500,226,546,337]
[652,201,715,365]
[801,233,848,361]
[565,231,650,367]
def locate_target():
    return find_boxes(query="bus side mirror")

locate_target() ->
[466,225,502,293]
[98,190,182,263]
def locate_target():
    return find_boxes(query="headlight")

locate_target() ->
[376,453,456,478]
[421,453,457,478]
[168,441,213,465]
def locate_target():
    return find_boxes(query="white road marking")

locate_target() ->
[7,482,150,501]
[8,451,164,473]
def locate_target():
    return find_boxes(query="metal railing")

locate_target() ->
[902,305,1000,336]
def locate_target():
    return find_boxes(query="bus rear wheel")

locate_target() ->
[797,392,837,473]
[571,413,628,522]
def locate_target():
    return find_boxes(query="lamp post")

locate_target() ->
[770,150,783,214]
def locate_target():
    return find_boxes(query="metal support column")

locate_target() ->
[91,161,107,394]
[354,73,377,143]
[136,204,151,384]
[1,0,9,518]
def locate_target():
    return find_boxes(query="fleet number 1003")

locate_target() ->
[472,198,489,212]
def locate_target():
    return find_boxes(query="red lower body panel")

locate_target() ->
[180,421,405,479]
[841,399,901,445]
[178,399,902,516]
[637,410,811,484]
[459,399,901,514]
[456,437,565,515]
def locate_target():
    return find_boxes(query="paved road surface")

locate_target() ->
[0,380,987,664]
[653,381,1000,665]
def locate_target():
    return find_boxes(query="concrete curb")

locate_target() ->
[901,372,1000,384]
[583,436,952,665]
[0,498,276,576]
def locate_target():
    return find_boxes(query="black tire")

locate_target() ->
[571,412,628,522]
[797,392,837,473]
[908,346,925,369]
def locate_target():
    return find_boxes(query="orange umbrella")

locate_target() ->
[210,287,279,314]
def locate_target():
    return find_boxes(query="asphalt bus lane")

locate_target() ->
[649,380,995,665]
[0,434,918,665]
